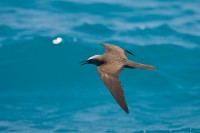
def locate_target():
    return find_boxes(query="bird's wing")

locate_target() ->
[98,62,129,113]
[102,43,127,60]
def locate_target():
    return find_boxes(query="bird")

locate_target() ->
[80,43,156,113]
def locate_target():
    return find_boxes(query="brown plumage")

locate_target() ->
[80,43,156,113]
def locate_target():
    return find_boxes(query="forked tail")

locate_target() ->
[125,60,156,70]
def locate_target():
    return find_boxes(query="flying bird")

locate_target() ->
[80,43,156,113]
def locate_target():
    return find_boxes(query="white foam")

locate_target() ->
[52,37,63,45]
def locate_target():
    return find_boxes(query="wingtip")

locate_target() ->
[101,43,111,48]
[121,105,129,114]
[125,109,129,114]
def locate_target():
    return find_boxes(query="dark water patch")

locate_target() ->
[51,1,133,15]
[55,128,79,132]
[120,24,177,37]
[177,32,200,46]
[105,130,117,133]
[31,124,54,130]
[166,90,200,104]
[172,127,200,133]
[119,24,200,46]
[74,23,115,37]
[0,0,38,9]
[134,127,200,133]
[127,14,173,23]
[183,9,196,15]
[0,126,9,131]
[0,25,24,37]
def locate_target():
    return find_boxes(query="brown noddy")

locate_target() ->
[80,43,156,113]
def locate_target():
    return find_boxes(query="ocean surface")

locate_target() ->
[0,0,200,132]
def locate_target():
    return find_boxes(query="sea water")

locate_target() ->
[0,0,200,132]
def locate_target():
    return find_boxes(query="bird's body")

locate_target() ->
[80,43,155,113]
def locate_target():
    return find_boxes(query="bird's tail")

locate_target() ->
[125,60,156,70]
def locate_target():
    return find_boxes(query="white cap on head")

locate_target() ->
[88,55,101,60]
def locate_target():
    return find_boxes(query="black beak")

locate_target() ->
[80,60,89,66]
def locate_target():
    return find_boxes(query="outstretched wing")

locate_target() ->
[102,43,128,60]
[98,62,129,113]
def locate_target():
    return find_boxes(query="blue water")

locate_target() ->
[1,0,200,132]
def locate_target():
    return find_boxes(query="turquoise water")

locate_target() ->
[1,0,200,132]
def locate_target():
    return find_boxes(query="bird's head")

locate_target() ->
[80,55,104,66]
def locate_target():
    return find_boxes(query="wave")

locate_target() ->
[1,0,200,132]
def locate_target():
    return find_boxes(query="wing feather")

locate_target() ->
[98,63,129,113]
[102,43,127,60]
